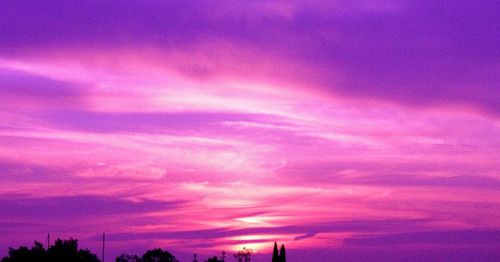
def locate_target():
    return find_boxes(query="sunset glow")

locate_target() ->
[1,1,500,261]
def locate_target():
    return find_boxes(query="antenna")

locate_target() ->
[102,232,105,262]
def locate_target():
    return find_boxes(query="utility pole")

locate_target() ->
[102,232,105,262]
[46,234,50,249]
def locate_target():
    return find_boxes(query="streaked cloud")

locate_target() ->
[0,1,499,261]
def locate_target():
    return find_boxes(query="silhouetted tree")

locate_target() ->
[47,239,99,262]
[142,249,178,262]
[78,249,100,262]
[233,247,252,262]
[31,242,47,261]
[192,253,198,262]
[1,238,99,262]
[279,245,286,262]
[272,242,279,262]
[205,256,222,262]
[116,254,142,262]
[204,250,226,262]
[2,245,33,262]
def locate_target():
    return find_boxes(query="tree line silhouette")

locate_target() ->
[1,238,286,262]
[1,239,98,262]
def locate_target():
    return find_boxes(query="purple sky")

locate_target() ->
[0,1,499,261]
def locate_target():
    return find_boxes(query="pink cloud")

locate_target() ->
[0,26,499,260]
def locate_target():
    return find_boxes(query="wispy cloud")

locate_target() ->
[1,1,499,261]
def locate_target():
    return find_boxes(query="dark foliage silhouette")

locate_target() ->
[48,239,99,262]
[204,250,225,262]
[272,242,279,262]
[233,247,252,262]
[116,253,141,262]
[1,238,99,262]
[141,248,178,262]
[4,239,286,262]
[272,242,286,262]
[279,244,286,262]
[205,256,223,262]
[1,242,46,262]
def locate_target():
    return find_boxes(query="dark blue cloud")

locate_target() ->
[96,219,429,241]
[0,194,186,220]
[0,69,86,108]
[344,229,500,245]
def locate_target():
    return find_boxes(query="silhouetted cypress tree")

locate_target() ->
[279,245,286,262]
[272,242,279,262]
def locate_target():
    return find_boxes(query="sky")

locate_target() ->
[0,0,499,261]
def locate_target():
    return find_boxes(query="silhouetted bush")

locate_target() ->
[116,253,142,262]
[205,256,224,262]
[142,248,178,262]
[203,251,225,262]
